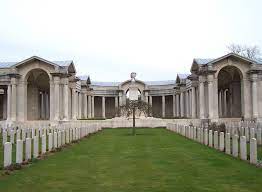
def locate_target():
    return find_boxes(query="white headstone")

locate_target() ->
[219,132,224,151]
[54,132,58,148]
[16,140,23,164]
[4,142,12,167]
[2,130,7,144]
[225,133,231,155]
[240,136,247,160]
[33,136,39,158]
[25,138,32,161]
[250,138,257,164]
[48,133,53,151]
[208,130,213,147]
[214,131,219,149]
[41,135,46,154]
[232,134,239,157]
[204,129,208,145]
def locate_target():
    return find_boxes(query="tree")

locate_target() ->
[227,43,261,59]
[118,99,152,135]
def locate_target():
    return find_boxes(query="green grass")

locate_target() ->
[0,128,262,192]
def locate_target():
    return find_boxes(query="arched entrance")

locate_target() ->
[27,69,50,120]
[218,66,242,118]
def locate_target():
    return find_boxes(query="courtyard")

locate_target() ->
[1,128,262,192]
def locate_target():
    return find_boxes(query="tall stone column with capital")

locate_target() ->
[180,92,184,117]
[49,81,54,121]
[102,96,106,118]
[63,79,69,120]
[199,79,205,119]
[3,88,7,120]
[191,87,196,118]
[91,96,95,118]
[173,94,176,117]
[54,76,60,121]
[251,74,258,118]
[78,93,82,119]
[115,96,118,117]
[176,94,180,117]
[7,84,12,121]
[83,94,87,119]
[185,91,189,117]
[162,95,165,118]
[88,95,92,118]
[45,92,49,119]
[11,78,17,121]
[41,92,45,119]
[207,75,214,119]
[72,88,77,120]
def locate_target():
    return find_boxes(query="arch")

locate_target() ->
[23,66,52,82]
[27,69,50,120]
[217,66,243,118]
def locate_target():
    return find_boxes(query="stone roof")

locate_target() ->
[0,60,73,68]
[193,58,214,65]
[177,74,190,79]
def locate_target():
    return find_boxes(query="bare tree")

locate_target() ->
[227,43,260,59]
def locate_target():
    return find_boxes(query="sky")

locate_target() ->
[0,0,262,82]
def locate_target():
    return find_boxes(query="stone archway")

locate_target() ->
[27,69,50,120]
[218,66,242,118]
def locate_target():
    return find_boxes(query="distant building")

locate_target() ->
[0,53,261,123]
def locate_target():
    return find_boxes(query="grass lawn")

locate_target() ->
[0,128,262,192]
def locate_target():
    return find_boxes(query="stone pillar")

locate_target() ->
[199,80,205,119]
[88,95,92,118]
[3,88,7,119]
[251,74,258,118]
[45,92,49,119]
[41,92,45,119]
[91,96,95,118]
[115,96,118,116]
[54,76,60,121]
[11,78,17,121]
[173,94,176,117]
[49,81,54,121]
[119,92,123,106]
[102,96,106,118]
[78,93,82,119]
[207,74,214,119]
[149,96,152,106]
[191,87,196,118]
[145,92,148,103]
[176,94,180,117]
[63,79,69,120]
[185,91,189,117]
[83,94,87,119]
[162,95,165,118]
[224,89,228,117]
[180,91,184,117]
[72,88,77,120]
[7,84,11,121]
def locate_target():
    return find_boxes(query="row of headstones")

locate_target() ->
[3,124,102,168]
[167,123,258,165]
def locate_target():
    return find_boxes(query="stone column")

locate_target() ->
[173,94,176,117]
[191,87,196,118]
[185,91,189,117]
[149,96,152,106]
[63,79,69,120]
[49,81,54,121]
[83,94,87,119]
[115,96,118,116]
[219,90,222,117]
[41,92,45,119]
[162,95,165,118]
[176,94,180,117]
[224,89,228,117]
[145,92,149,103]
[213,78,219,119]
[72,88,77,120]
[78,93,82,119]
[3,88,7,119]
[180,91,184,117]
[88,95,92,118]
[45,92,49,120]
[119,92,123,106]
[199,78,205,119]
[251,74,258,118]
[91,96,95,118]
[7,84,11,121]
[54,76,60,121]
[207,74,214,119]
[102,96,106,118]
[11,78,17,121]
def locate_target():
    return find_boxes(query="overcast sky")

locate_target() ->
[0,0,261,81]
